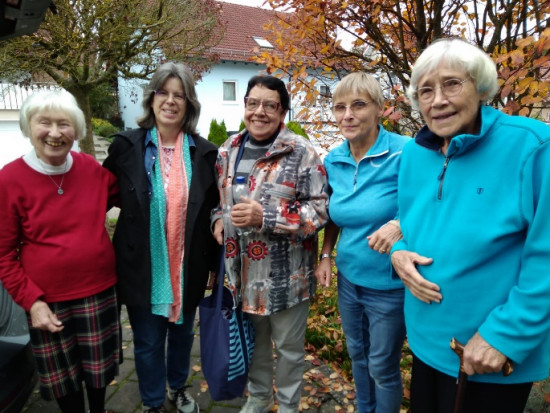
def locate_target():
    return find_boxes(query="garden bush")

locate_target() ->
[92,118,120,138]
[286,120,309,139]
[208,119,228,147]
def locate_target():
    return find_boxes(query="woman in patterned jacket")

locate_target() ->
[212,75,328,413]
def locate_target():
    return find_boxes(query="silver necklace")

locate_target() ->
[38,158,68,195]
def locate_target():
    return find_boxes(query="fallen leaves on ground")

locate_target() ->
[299,351,357,411]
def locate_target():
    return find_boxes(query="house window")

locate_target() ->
[319,85,331,98]
[314,84,331,107]
[253,37,273,48]
[223,81,237,102]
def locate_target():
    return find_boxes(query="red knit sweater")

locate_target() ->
[0,152,118,311]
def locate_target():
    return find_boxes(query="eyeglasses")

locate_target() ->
[332,100,373,115]
[154,89,186,102]
[415,78,469,103]
[244,97,281,114]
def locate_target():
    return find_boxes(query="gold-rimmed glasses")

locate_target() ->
[416,78,469,103]
[332,100,373,116]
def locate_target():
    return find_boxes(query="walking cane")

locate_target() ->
[450,338,514,413]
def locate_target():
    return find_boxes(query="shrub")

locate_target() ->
[306,229,352,378]
[307,281,352,379]
[208,118,228,147]
[286,120,309,140]
[381,117,406,135]
[92,118,120,138]
[220,120,228,140]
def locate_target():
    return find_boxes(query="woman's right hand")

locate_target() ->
[391,250,441,304]
[315,258,333,287]
[30,300,64,333]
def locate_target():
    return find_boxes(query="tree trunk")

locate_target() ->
[69,87,96,157]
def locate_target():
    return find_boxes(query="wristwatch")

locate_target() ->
[319,253,331,260]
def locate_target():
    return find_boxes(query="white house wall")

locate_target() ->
[0,111,31,167]
[197,61,267,135]
[1,84,36,167]
[118,61,291,138]
[117,76,147,132]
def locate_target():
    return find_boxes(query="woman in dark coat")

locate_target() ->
[103,62,220,413]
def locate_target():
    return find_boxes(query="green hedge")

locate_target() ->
[92,118,120,138]
[286,121,309,139]
[208,119,229,147]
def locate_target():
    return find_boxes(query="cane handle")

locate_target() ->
[450,338,514,377]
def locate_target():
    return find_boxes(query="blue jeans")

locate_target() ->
[127,306,196,408]
[337,273,406,413]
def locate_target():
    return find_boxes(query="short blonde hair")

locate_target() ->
[406,38,498,111]
[19,89,86,140]
[333,72,385,109]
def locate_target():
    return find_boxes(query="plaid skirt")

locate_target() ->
[28,286,120,401]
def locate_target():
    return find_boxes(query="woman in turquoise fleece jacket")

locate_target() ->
[315,72,409,413]
[391,38,550,412]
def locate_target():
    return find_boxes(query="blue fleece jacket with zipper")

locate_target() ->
[393,105,550,383]
[325,126,410,290]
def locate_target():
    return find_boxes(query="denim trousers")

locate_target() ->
[247,300,309,413]
[127,306,196,408]
[337,273,406,413]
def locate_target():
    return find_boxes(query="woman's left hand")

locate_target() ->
[314,258,333,287]
[463,332,508,376]
[367,220,402,254]
[231,198,263,228]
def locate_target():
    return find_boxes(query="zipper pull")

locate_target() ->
[438,157,451,180]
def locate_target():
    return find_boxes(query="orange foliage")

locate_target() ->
[256,0,550,140]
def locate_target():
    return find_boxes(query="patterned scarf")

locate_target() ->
[149,126,192,324]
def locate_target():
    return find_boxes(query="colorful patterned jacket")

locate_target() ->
[213,125,328,315]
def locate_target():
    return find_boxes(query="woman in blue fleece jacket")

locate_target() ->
[391,38,550,412]
[315,72,409,413]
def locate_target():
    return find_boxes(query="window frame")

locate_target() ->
[222,80,238,103]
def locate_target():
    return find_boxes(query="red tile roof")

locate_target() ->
[212,2,277,62]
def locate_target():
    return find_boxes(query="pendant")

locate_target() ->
[58,188,64,195]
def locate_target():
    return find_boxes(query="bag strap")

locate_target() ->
[215,246,226,311]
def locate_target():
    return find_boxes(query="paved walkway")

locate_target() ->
[18,306,550,413]
[21,305,355,413]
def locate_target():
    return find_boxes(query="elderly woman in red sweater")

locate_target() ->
[0,89,119,413]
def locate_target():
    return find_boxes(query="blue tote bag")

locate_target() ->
[199,250,255,401]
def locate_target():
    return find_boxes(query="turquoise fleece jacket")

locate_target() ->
[393,105,550,383]
[325,126,410,290]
